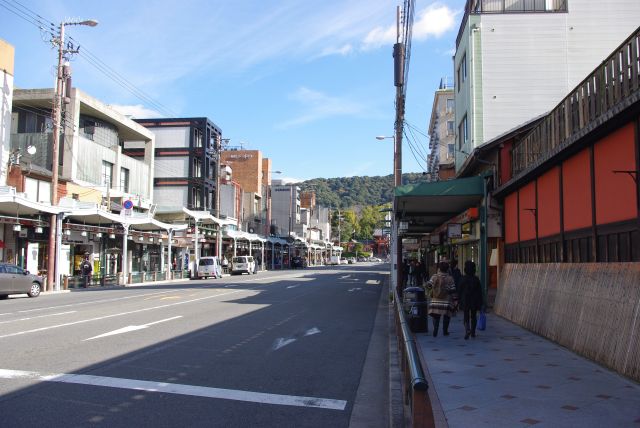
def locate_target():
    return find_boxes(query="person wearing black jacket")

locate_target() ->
[458,260,483,340]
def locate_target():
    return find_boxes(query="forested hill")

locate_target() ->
[295,173,425,209]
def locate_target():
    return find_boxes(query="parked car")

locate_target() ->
[0,263,43,299]
[291,256,304,269]
[231,256,256,275]
[196,256,222,279]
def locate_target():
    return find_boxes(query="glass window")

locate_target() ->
[458,115,468,149]
[447,120,454,136]
[446,98,454,112]
[101,161,113,188]
[120,168,130,193]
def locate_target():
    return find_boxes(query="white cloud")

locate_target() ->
[315,44,354,59]
[276,87,369,129]
[413,4,457,40]
[109,104,163,119]
[361,3,456,50]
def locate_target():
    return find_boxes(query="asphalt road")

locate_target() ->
[0,263,388,428]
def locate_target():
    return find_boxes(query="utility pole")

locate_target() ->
[393,5,405,187]
[47,19,98,291]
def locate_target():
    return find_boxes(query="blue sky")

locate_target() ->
[1,0,465,182]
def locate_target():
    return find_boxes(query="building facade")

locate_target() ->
[454,0,640,170]
[270,183,300,238]
[427,79,455,180]
[135,117,221,214]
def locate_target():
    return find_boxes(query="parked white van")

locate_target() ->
[197,257,222,279]
[231,256,256,275]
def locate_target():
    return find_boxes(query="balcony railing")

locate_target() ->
[457,0,568,47]
[511,26,640,177]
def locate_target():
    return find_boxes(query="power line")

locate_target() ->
[4,0,177,118]
[68,37,178,117]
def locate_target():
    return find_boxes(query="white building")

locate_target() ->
[270,183,300,237]
[454,0,640,170]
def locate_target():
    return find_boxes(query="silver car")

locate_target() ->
[0,263,43,299]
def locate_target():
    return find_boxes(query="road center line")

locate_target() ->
[17,289,178,314]
[0,289,248,339]
[0,369,347,411]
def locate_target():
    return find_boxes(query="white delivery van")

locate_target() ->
[197,257,222,279]
[231,256,256,275]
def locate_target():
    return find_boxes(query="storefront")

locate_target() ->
[393,176,485,294]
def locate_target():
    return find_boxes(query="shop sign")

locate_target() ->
[447,223,462,239]
[402,238,417,244]
[398,221,409,231]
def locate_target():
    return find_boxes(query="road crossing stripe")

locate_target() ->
[0,369,347,411]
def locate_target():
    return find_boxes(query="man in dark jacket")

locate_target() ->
[80,256,92,288]
[458,260,483,339]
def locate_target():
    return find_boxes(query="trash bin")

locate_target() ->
[402,287,428,332]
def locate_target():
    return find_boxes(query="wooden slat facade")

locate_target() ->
[495,263,640,382]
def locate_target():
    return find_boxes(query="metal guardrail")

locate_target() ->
[393,290,434,427]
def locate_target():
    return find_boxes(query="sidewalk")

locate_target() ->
[415,313,640,427]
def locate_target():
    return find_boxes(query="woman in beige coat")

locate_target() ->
[427,261,456,337]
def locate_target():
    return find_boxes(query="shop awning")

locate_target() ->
[183,207,236,226]
[394,176,485,234]
[0,187,62,216]
[63,208,187,232]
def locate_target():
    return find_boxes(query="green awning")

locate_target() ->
[394,175,485,234]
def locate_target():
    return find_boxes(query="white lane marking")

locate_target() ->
[365,279,380,285]
[272,338,297,350]
[85,316,183,341]
[348,288,362,292]
[0,289,247,340]
[0,369,346,411]
[0,311,76,325]
[339,275,351,279]
[286,285,299,289]
[304,327,321,336]
[17,290,178,314]
[273,327,321,350]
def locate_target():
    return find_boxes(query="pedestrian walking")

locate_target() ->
[458,260,483,340]
[80,256,92,288]
[426,261,456,337]
[449,259,462,315]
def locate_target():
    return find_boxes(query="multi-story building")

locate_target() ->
[454,0,640,170]
[0,39,14,187]
[219,150,272,235]
[427,79,455,180]
[8,87,158,281]
[134,118,221,215]
[270,183,300,238]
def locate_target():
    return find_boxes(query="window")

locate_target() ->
[446,98,454,112]
[447,144,455,158]
[194,128,203,148]
[193,158,202,178]
[457,54,467,91]
[120,168,130,193]
[83,119,96,140]
[458,115,468,149]
[447,120,454,136]
[101,161,113,188]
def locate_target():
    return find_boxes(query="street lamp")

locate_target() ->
[376,135,401,187]
[47,18,98,291]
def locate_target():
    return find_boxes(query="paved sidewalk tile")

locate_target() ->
[415,313,640,427]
